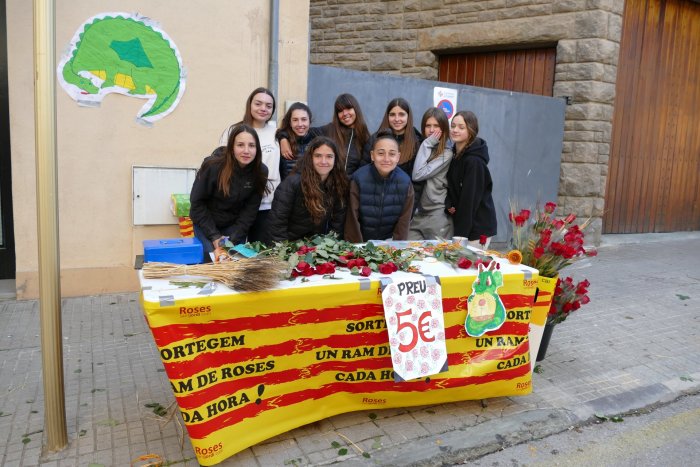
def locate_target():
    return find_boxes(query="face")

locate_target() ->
[450,115,469,145]
[424,116,440,138]
[337,107,356,128]
[290,109,310,137]
[371,138,400,178]
[387,105,408,134]
[312,144,335,181]
[233,131,257,167]
[250,92,274,125]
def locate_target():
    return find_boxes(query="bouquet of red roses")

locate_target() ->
[509,201,597,278]
[548,276,591,324]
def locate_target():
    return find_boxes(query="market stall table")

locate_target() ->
[139,252,539,465]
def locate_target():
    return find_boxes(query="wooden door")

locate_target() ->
[604,0,700,233]
[438,48,556,97]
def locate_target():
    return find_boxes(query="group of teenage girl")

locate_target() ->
[189,87,497,261]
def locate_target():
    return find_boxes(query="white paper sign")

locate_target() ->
[381,278,448,381]
[433,87,458,121]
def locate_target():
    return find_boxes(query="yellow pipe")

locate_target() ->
[33,0,68,451]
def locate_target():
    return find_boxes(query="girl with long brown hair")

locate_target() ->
[191,124,269,260]
[266,136,349,243]
[445,110,497,248]
[364,97,422,176]
[409,107,454,240]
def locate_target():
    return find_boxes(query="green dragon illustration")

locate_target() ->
[58,13,184,123]
[466,261,506,337]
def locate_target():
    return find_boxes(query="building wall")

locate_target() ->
[7,0,309,299]
[309,0,625,242]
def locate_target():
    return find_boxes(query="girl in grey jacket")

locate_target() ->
[408,108,453,240]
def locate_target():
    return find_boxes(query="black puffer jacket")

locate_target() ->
[189,147,267,242]
[445,137,497,240]
[265,173,346,243]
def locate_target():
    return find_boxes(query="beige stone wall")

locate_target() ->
[7,0,309,298]
[310,0,625,242]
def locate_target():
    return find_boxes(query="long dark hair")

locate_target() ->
[278,102,312,156]
[331,93,369,163]
[297,136,349,224]
[242,87,276,126]
[452,110,479,160]
[420,107,450,161]
[201,124,268,197]
[378,97,417,165]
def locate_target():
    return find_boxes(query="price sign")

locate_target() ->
[382,278,448,381]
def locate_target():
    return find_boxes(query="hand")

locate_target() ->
[280,140,294,160]
[430,129,442,141]
[447,207,456,215]
[213,236,225,249]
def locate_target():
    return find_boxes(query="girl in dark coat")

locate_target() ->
[445,111,497,248]
[266,137,349,243]
[276,102,323,180]
[190,124,269,260]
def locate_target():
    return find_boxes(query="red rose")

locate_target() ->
[456,257,473,269]
[533,247,545,259]
[508,212,515,223]
[520,209,531,220]
[581,295,590,305]
[355,258,368,267]
[317,262,336,274]
[479,235,488,246]
[296,261,310,271]
[544,202,557,214]
[378,263,394,274]
[564,213,576,224]
[346,259,357,269]
[301,267,315,277]
[552,219,565,230]
[360,266,371,277]
[514,215,526,227]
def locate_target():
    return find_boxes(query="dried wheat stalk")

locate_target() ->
[142,257,286,292]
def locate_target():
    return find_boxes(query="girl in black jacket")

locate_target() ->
[266,137,349,243]
[276,102,323,180]
[190,124,269,260]
[445,111,497,248]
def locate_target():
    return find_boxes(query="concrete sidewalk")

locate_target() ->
[1,233,699,466]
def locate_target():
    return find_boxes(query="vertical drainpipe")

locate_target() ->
[269,0,280,116]
[33,0,68,451]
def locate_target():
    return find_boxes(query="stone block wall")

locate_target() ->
[309,0,626,243]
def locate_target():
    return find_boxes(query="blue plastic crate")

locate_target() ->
[143,237,203,264]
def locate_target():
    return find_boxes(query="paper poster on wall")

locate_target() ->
[57,12,186,125]
[381,278,448,381]
[433,87,458,121]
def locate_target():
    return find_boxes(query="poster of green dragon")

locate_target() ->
[57,12,186,125]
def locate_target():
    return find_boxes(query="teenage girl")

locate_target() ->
[408,107,453,240]
[276,102,323,180]
[191,124,269,260]
[445,110,497,248]
[266,136,348,243]
[345,131,414,243]
[363,97,422,176]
